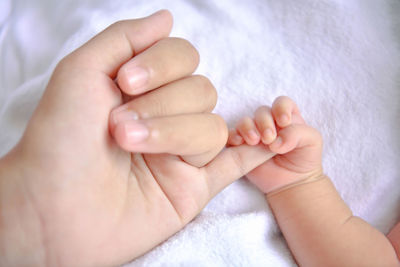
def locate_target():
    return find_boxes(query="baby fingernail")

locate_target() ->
[280,114,290,125]
[264,128,275,141]
[112,106,139,125]
[124,66,149,93]
[248,130,259,140]
[124,121,149,144]
[233,134,243,144]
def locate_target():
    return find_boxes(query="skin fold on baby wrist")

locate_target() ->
[266,169,326,197]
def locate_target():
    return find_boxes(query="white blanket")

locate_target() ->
[1,0,400,266]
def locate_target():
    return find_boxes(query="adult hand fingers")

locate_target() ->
[59,10,173,78]
[117,37,199,95]
[110,75,217,131]
[203,144,276,198]
[112,113,228,167]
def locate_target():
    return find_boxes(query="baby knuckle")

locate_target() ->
[276,95,291,102]
[239,116,253,126]
[108,20,134,43]
[109,20,127,31]
[310,127,323,146]
[256,105,271,114]
[316,131,323,146]
[53,53,84,75]
[103,22,126,44]
[54,56,70,74]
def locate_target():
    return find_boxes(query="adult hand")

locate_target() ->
[0,10,275,266]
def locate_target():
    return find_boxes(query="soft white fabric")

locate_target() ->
[1,0,400,266]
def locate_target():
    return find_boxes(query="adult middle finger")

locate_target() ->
[110,75,217,130]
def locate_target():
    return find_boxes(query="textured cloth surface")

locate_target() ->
[1,0,400,266]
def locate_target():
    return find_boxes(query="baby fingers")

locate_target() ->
[230,96,306,148]
[269,124,322,155]
[272,96,305,127]
[236,116,261,145]
[254,106,277,145]
[228,129,244,146]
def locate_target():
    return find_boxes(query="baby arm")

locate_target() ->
[228,96,399,266]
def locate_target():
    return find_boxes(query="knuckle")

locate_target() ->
[55,53,76,73]
[53,57,69,74]
[194,75,214,92]
[273,96,291,110]
[53,52,86,79]
[313,128,324,146]
[256,105,271,114]
[193,75,217,110]
[157,37,200,70]
[229,148,247,177]
[212,114,229,144]
[135,97,165,118]
[109,20,126,31]
[170,37,200,66]
[303,125,323,148]
[276,95,291,102]
[152,99,168,117]
[238,116,253,127]
[107,21,129,43]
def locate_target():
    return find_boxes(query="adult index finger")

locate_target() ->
[60,10,173,78]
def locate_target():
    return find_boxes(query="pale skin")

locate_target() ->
[2,10,399,267]
[0,10,275,267]
[228,96,400,267]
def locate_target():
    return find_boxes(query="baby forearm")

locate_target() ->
[267,175,398,267]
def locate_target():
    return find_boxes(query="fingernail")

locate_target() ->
[112,106,139,125]
[271,136,282,147]
[264,128,275,141]
[124,66,149,92]
[280,114,290,125]
[124,121,149,144]
[232,134,243,144]
[248,130,259,140]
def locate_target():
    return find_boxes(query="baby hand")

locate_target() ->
[228,96,323,194]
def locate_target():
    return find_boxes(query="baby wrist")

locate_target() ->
[266,169,326,196]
